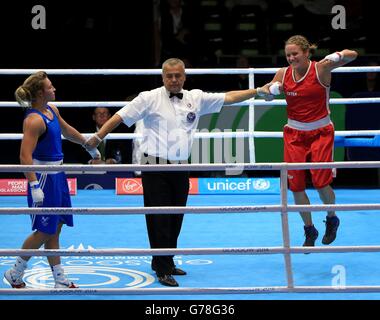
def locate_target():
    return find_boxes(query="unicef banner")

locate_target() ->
[198,178,280,195]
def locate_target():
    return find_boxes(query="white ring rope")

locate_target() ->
[0,245,380,257]
[1,66,379,75]
[2,286,380,295]
[3,130,380,141]
[2,204,380,215]
[1,97,380,108]
[0,161,380,172]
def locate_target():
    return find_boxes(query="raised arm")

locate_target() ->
[318,49,358,71]
[317,49,358,85]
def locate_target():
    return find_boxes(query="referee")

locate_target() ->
[86,58,272,286]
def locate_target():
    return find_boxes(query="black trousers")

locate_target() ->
[141,156,189,276]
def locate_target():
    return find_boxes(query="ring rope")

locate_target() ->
[2,204,380,215]
[0,245,380,257]
[2,285,380,295]
[0,66,379,75]
[3,131,380,141]
[8,286,380,295]
[1,161,380,172]
[1,97,380,108]
[2,130,380,141]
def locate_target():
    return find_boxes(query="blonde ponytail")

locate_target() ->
[15,86,33,108]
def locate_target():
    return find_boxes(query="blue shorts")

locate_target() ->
[27,172,73,235]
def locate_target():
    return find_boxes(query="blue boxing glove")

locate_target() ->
[29,180,44,206]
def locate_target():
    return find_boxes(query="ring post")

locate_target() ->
[280,167,294,288]
[248,68,256,163]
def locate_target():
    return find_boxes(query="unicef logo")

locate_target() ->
[11,266,155,288]
[253,179,270,190]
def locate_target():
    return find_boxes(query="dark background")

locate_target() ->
[0,0,379,186]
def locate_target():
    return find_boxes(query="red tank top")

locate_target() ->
[283,61,330,122]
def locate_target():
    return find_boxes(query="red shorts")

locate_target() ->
[284,123,334,192]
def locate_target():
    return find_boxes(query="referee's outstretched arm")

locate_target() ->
[224,85,273,105]
[85,113,123,149]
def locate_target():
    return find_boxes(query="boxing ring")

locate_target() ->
[1,67,380,300]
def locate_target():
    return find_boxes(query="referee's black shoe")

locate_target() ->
[152,266,187,275]
[157,274,179,287]
[171,267,187,276]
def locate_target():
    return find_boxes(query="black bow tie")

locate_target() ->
[169,92,183,99]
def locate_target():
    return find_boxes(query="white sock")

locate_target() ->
[13,257,28,273]
[51,264,67,283]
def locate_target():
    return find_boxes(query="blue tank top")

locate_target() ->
[24,105,64,161]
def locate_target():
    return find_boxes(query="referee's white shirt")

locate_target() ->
[117,86,225,160]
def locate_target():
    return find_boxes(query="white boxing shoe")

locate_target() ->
[4,269,26,289]
[54,278,79,288]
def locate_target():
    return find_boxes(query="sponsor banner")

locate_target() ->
[116,178,199,195]
[198,178,280,194]
[66,178,77,196]
[116,177,278,195]
[0,179,26,195]
[0,178,77,196]
[116,178,143,195]
[188,178,199,195]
